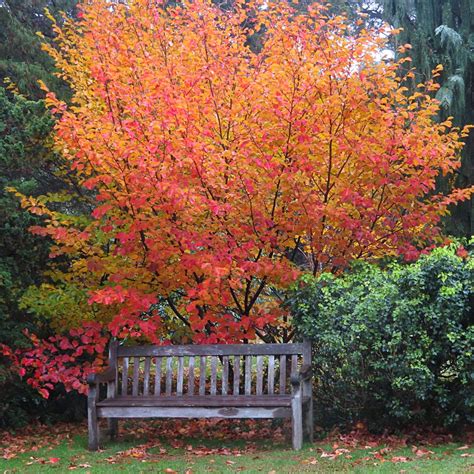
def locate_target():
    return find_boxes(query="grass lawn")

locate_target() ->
[1,420,472,473]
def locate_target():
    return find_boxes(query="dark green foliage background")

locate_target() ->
[290,246,473,430]
[382,0,474,236]
[0,0,80,428]
[0,0,77,99]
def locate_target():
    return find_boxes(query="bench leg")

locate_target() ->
[291,391,303,450]
[88,387,99,451]
[108,418,118,441]
[304,398,314,443]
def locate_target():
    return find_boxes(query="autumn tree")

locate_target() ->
[14,0,472,364]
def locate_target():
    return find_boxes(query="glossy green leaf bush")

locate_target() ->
[290,245,473,430]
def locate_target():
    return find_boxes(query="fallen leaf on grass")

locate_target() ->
[1,419,283,463]
[301,457,318,465]
[120,447,147,459]
[320,451,335,459]
[164,469,178,474]
[457,445,470,450]
[186,446,252,458]
[369,447,392,460]
[320,447,351,460]
[460,453,473,458]
[391,456,409,463]
[26,456,57,465]
[412,446,434,457]
[0,421,84,460]
[2,451,17,460]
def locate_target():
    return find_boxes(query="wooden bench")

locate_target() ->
[87,341,313,450]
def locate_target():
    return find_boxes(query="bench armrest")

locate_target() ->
[290,364,312,386]
[87,366,116,385]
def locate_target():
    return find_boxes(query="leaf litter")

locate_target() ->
[1,419,472,469]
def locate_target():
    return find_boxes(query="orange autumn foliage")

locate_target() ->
[25,0,471,344]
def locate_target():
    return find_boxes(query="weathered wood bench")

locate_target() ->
[87,341,313,450]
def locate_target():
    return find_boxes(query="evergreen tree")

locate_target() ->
[382,0,474,235]
[0,0,77,99]
[0,0,79,426]
[0,0,78,342]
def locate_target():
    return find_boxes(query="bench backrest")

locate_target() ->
[108,341,311,397]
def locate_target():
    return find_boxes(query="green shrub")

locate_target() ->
[0,376,86,429]
[290,245,473,430]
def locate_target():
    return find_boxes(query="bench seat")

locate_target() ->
[97,395,311,407]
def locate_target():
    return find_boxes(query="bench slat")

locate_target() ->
[233,356,240,395]
[154,357,162,395]
[256,356,263,395]
[188,356,195,395]
[165,357,173,395]
[177,357,184,395]
[291,354,298,376]
[97,395,307,408]
[279,355,286,394]
[268,355,275,394]
[222,356,229,395]
[118,343,306,357]
[97,406,293,419]
[210,357,217,395]
[244,355,251,395]
[291,354,298,394]
[108,341,118,399]
[199,356,206,396]
[143,357,151,396]
[122,357,129,395]
[132,357,140,396]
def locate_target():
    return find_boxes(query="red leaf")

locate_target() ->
[38,388,50,399]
